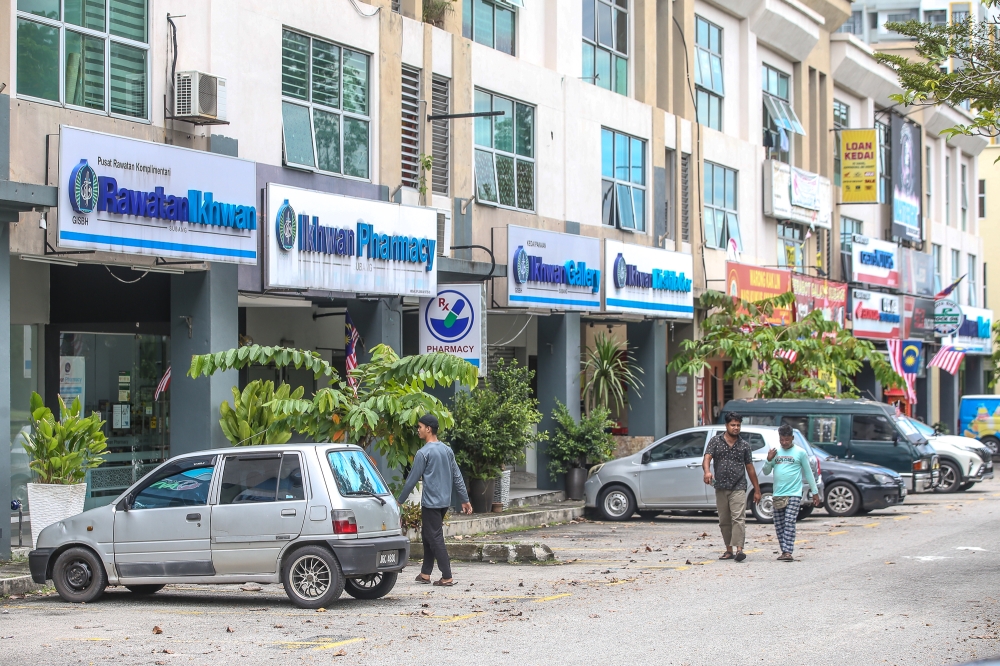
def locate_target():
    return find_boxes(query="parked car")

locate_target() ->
[721,399,940,493]
[28,443,408,608]
[801,441,907,517]
[584,425,823,523]
[902,417,993,492]
[959,394,1000,458]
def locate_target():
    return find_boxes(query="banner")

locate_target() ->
[952,306,993,354]
[507,225,601,311]
[840,128,880,204]
[59,356,86,410]
[851,235,899,288]
[900,248,935,297]
[891,115,923,241]
[903,296,936,341]
[763,160,832,228]
[791,274,847,326]
[851,289,901,340]
[726,262,792,325]
[419,283,486,374]
[58,126,258,264]
[604,240,694,318]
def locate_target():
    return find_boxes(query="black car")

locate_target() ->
[801,441,908,517]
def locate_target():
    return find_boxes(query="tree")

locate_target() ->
[188,344,479,481]
[668,291,903,399]
[581,332,644,414]
[876,10,1000,139]
[219,380,304,446]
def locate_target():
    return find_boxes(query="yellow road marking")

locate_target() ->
[534,593,573,601]
[273,637,364,650]
[793,540,809,544]
[439,613,483,623]
[863,523,880,528]
[828,531,848,535]
[920,510,933,514]
[893,516,910,520]
[313,637,365,651]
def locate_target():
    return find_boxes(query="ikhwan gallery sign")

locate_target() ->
[604,240,693,318]
[58,126,257,263]
[266,184,438,296]
[506,225,601,311]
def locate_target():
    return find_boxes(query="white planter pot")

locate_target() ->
[26,483,87,549]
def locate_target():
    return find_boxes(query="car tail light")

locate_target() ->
[332,509,358,534]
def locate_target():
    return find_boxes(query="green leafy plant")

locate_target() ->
[220,380,304,446]
[582,333,644,414]
[418,153,434,198]
[546,401,615,480]
[400,501,422,532]
[668,290,902,399]
[423,0,455,27]
[446,358,547,480]
[189,343,478,483]
[20,392,107,484]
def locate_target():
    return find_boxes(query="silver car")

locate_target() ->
[584,426,823,523]
[28,443,408,608]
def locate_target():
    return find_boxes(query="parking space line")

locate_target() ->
[893,516,910,520]
[440,613,483,623]
[314,637,365,650]
[828,531,848,535]
[863,523,880,528]
[534,593,573,601]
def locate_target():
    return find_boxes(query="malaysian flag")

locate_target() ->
[929,346,966,375]
[935,274,965,300]
[887,339,917,403]
[154,366,171,401]
[775,348,798,364]
[345,312,362,388]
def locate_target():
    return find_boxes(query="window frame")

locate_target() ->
[703,161,741,251]
[280,27,373,182]
[979,178,986,218]
[463,0,517,56]
[582,0,629,96]
[694,15,724,131]
[833,99,850,186]
[762,64,803,164]
[968,254,978,306]
[933,243,943,294]
[840,216,862,254]
[601,127,647,232]
[15,0,151,122]
[777,222,805,269]
[961,163,969,230]
[473,88,536,213]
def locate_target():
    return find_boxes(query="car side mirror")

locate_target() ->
[892,435,899,446]
[641,451,651,465]
[118,493,133,512]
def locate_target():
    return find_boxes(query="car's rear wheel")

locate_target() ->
[957,481,975,492]
[52,547,107,603]
[825,482,861,517]
[982,436,1000,457]
[282,546,345,609]
[750,486,774,524]
[125,584,165,595]
[344,572,398,600]
[597,485,636,521]
[935,460,963,493]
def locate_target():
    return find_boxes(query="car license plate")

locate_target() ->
[378,550,398,566]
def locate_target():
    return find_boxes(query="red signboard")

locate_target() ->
[726,262,792,325]
[791,274,848,326]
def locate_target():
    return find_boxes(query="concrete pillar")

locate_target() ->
[940,370,959,435]
[627,320,667,439]
[170,264,238,455]
[915,373,930,423]
[0,225,10,559]
[536,313,581,490]
[347,298,402,361]
[667,322,697,432]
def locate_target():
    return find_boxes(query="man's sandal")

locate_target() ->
[433,579,456,587]
[415,574,432,584]
[719,552,735,560]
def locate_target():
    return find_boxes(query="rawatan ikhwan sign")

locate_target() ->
[604,240,693,318]
[58,126,258,263]
[266,183,437,296]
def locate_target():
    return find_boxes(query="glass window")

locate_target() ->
[933,243,943,293]
[704,161,740,249]
[952,248,961,281]
[979,178,986,218]
[742,432,767,451]
[780,416,809,438]
[16,0,149,118]
[695,16,723,131]
[851,414,897,442]
[810,416,839,443]
[131,456,216,510]
[968,254,978,306]
[777,223,804,269]
[281,30,370,179]
[601,128,646,230]
[743,415,776,426]
[582,0,628,95]
[464,0,516,56]
[837,10,863,34]
[833,100,849,186]
[840,216,862,254]
[647,431,706,462]
[277,454,306,501]
[473,89,535,211]
[878,121,891,205]
[220,455,282,504]
[327,449,389,496]
[762,64,803,164]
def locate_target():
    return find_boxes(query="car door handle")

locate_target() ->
[281,508,297,517]
[686,462,703,468]
[186,513,201,521]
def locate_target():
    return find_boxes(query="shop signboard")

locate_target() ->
[903,296,936,341]
[851,289,901,340]
[762,160,832,229]
[934,298,964,336]
[507,225,601,311]
[891,115,923,241]
[840,129,880,204]
[726,262,792,325]
[791,274,847,326]
[851,235,899,288]
[57,126,258,264]
[951,306,993,354]
[419,283,486,375]
[604,240,693,318]
[265,183,438,296]
[900,248,935,297]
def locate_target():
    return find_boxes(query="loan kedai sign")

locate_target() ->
[58,126,257,264]
[604,240,693,318]
[266,184,437,296]
[419,283,486,375]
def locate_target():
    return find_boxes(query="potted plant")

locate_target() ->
[20,392,107,548]
[582,333,644,415]
[447,359,545,513]
[547,401,615,500]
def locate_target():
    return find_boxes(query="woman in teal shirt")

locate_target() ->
[763,424,821,561]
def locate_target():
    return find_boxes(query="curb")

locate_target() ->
[410,542,555,563]
[407,504,585,542]
[1,575,44,597]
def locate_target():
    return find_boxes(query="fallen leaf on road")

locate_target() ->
[420,610,432,616]
[685,560,692,565]
[421,603,429,607]
[74,626,83,629]
[273,625,284,629]
[885,561,895,565]
[156,661,166,665]
[332,649,347,656]
[748,612,763,615]
[510,611,522,617]
[645,546,652,552]
[162,649,174,654]
[518,582,524,587]
[152,626,163,635]
[315,608,327,613]
[240,584,261,592]
[589,614,600,618]
[226,626,235,633]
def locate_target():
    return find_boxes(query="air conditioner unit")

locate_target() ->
[174,71,227,122]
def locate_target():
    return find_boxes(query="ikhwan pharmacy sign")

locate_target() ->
[58,126,257,263]
[506,225,601,311]
[604,240,693,318]
[266,184,437,296]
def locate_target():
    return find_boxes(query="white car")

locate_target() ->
[903,418,993,493]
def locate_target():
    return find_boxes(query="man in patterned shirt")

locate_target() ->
[702,412,762,562]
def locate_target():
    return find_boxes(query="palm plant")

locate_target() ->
[581,333,644,414]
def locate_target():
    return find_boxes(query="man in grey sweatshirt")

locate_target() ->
[397,414,472,586]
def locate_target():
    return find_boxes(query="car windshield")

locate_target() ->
[326,449,389,496]
[894,416,928,445]
[905,417,936,439]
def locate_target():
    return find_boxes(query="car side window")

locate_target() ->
[780,416,809,438]
[220,455,283,504]
[648,432,706,462]
[131,456,216,510]
[743,415,775,426]
[810,416,839,443]
[851,414,896,442]
[742,432,766,451]
[277,454,306,501]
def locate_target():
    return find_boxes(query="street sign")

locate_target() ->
[934,299,964,336]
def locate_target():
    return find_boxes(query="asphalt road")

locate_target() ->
[3,485,1000,666]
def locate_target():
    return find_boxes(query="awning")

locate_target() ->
[0,180,57,223]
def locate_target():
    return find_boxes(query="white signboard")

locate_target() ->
[604,240,693,318]
[851,288,901,340]
[57,126,257,264]
[59,356,85,410]
[266,183,438,296]
[951,305,993,354]
[763,160,832,229]
[506,225,601,311]
[851,235,900,288]
[419,283,486,375]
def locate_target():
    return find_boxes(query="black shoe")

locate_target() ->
[734,552,747,562]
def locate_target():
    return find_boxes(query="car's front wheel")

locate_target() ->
[935,460,962,493]
[343,572,398,600]
[52,547,107,603]
[282,546,345,609]
[597,485,636,521]
[825,482,862,517]
[750,487,774,524]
